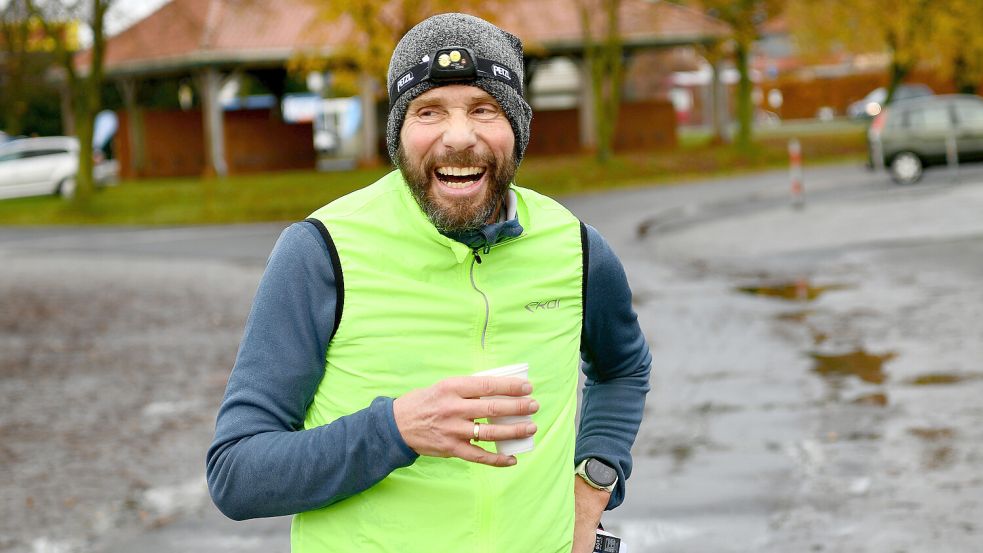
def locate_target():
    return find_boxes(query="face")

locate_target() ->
[398,85,517,232]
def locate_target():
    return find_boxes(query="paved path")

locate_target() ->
[4,160,983,552]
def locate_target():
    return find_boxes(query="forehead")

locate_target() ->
[408,85,500,108]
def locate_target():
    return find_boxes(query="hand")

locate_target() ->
[571,476,611,553]
[392,376,539,467]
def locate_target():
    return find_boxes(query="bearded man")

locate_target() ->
[207,13,650,553]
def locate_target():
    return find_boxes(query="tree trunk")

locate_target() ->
[1,6,29,136]
[75,86,99,205]
[734,40,753,151]
[702,41,728,145]
[581,0,623,164]
[953,54,977,95]
[884,49,909,107]
[358,70,380,166]
[68,0,110,206]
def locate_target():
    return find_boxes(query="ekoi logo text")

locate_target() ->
[525,299,560,313]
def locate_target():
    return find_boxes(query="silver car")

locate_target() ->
[848,84,934,119]
[0,136,83,200]
[867,94,983,184]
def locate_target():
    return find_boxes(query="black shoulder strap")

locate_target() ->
[580,221,590,331]
[303,218,344,342]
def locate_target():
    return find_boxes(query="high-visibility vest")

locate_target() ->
[295,170,584,553]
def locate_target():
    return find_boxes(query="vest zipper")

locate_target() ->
[470,249,490,350]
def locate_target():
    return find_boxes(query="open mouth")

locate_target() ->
[434,166,486,189]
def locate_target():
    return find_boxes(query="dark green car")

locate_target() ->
[868,94,983,184]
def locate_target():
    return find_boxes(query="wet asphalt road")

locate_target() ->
[2,161,982,552]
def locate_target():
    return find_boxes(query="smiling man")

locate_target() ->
[398,86,516,231]
[207,13,650,553]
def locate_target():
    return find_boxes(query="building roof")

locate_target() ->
[500,0,731,55]
[85,0,731,78]
[79,0,348,76]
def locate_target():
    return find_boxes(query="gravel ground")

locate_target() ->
[4,167,983,552]
[0,253,261,553]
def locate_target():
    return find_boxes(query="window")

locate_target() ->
[906,103,952,132]
[885,109,904,130]
[20,148,69,159]
[954,101,983,127]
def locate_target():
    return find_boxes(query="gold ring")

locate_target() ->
[473,422,481,441]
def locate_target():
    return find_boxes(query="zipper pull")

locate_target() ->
[472,248,482,264]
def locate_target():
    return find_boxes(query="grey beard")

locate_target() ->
[397,146,517,232]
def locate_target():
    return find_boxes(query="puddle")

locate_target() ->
[908,427,956,441]
[844,431,882,441]
[809,349,896,384]
[631,290,658,307]
[908,428,957,470]
[850,392,888,407]
[736,279,848,301]
[775,310,814,323]
[670,444,694,467]
[694,402,742,415]
[924,446,956,469]
[905,372,983,386]
[773,310,827,344]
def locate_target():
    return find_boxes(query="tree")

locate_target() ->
[576,0,623,163]
[693,0,782,151]
[295,0,505,164]
[926,0,983,94]
[1,0,32,136]
[27,0,113,204]
[786,0,939,106]
[2,3,65,137]
[299,0,504,86]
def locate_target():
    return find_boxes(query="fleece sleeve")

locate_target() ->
[206,222,418,520]
[576,223,652,510]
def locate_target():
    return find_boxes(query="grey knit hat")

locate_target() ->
[385,13,532,166]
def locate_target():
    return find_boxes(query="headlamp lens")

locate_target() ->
[429,47,477,82]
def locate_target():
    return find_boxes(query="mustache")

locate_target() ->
[424,150,496,173]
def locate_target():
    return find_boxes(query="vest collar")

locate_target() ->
[440,189,523,253]
[392,171,524,263]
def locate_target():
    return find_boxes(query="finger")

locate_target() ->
[471,397,540,419]
[472,421,537,442]
[453,442,518,467]
[448,376,532,399]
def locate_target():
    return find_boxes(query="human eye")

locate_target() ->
[472,104,500,119]
[413,106,443,121]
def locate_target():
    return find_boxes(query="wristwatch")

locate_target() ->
[575,457,618,492]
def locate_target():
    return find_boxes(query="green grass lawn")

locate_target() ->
[0,126,867,226]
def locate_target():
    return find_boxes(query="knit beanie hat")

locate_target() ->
[385,13,532,166]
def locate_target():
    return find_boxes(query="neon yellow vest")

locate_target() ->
[294,171,584,553]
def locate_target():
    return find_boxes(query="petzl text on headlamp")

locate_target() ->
[389,47,523,109]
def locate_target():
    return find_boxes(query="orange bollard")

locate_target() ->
[789,138,803,209]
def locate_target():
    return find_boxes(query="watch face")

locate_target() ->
[586,458,617,487]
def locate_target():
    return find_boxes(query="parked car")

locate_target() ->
[867,94,983,184]
[0,136,116,200]
[848,84,934,119]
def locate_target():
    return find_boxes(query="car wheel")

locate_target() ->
[57,177,77,199]
[889,152,923,185]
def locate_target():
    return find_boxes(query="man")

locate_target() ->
[207,13,650,553]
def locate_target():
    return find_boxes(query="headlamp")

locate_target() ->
[389,46,522,109]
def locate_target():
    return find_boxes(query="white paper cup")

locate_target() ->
[473,363,535,455]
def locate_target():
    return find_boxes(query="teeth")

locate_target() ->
[444,180,477,189]
[437,166,482,177]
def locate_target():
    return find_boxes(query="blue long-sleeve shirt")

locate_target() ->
[206,214,651,521]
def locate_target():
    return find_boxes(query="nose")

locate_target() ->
[441,110,477,152]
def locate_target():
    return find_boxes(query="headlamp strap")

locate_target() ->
[389,50,523,109]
